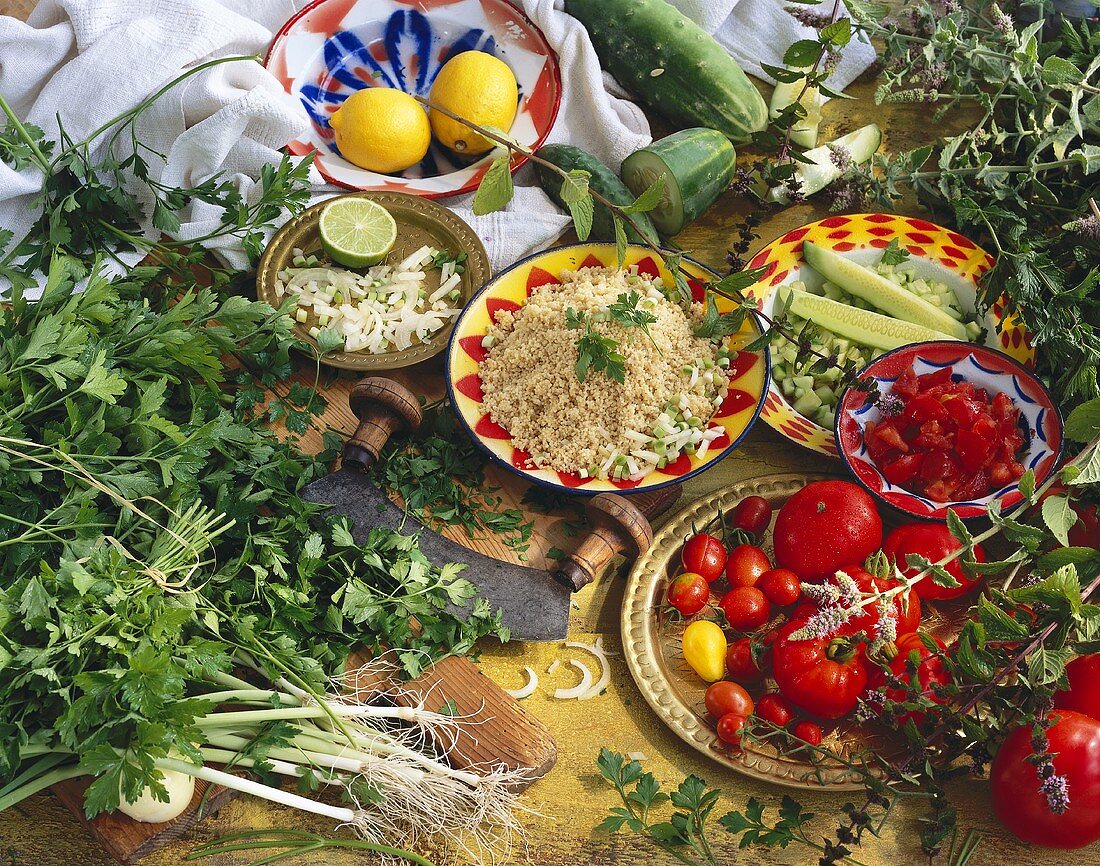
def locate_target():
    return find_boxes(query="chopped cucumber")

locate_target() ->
[802,241,970,340]
[782,287,956,350]
[767,124,881,204]
[792,390,822,415]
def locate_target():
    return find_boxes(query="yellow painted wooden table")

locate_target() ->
[0,2,1087,865]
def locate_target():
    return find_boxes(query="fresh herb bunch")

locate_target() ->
[0,67,508,837]
[801,0,1100,409]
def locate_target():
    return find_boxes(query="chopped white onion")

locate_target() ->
[553,659,593,700]
[504,666,539,700]
[627,751,647,762]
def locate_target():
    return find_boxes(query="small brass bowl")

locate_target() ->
[256,191,491,371]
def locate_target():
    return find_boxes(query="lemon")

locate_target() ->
[329,88,431,173]
[318,198,397,268]
[429,52,518,155]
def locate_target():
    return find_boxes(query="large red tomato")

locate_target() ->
[883,522,987,601]
[772,481,883,582]
[991,710,1100,849]
[1055,655,1100,722]
[771,613,868,719]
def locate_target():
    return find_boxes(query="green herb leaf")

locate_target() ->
[472,154,514,215]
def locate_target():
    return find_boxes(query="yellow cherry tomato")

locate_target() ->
[682,620,728,682]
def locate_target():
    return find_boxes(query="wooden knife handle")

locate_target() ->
[554,485,682,592]
[342,377,422,471]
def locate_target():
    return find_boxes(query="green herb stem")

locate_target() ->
[0,95,51,172]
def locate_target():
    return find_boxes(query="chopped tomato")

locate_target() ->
[882,454,924,485]
[875,421,909,453]
[894,366,919,399]
[943,395,980,427]
[866,362,1026,502]
[917,367,953,389]
[956,426,992,472]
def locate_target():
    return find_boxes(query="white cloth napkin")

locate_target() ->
[0,0,876,293]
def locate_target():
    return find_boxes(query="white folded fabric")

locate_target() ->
[0,0,877,294]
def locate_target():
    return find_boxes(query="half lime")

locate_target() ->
[318,197,398,267]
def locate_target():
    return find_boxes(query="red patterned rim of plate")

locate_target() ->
[835,341,1062,520]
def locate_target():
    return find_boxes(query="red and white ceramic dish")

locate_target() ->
[265,0,561,197]
[835,341,1062,520]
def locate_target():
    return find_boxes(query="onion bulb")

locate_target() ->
[117,767,195,823]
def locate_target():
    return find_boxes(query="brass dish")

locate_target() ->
[622,472,964,791]
[256,192,491,371]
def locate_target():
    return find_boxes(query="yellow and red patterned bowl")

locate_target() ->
[742,213,1035,457]
[446,243,769,494]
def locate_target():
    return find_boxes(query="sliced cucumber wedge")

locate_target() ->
[766,123,880,204]
[801,241,969,340]
[781,286,957,351]
[769,69,821,149]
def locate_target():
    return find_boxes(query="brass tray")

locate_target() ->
[256,192,491,371]
[622,472,963,791]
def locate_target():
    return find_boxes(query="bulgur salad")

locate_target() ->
[478,265,739,482]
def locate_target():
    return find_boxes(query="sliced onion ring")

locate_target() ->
[504,666,538,700]
[553,660,593,699]
[566,637,610,701]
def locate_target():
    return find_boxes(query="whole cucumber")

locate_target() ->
[564,0,768,143]
[534,143,659,245]
[620,128,736,237]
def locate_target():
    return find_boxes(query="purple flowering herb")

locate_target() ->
[1039,773,1071,815]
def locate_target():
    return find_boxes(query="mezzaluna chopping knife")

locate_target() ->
[301,377,681,641]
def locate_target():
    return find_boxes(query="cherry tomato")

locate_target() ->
[772,481,882,582]
[772,613,868,719]
[705,681,754,719]
[1055,654,1100,722]
[720,586,771,632]
[716,712,748,747]
[882,522,987,601]
[725,544,771,588]
[792,720,823,746]
[991,710,1100,849]
[755,692,793,728]
[666,572,710,616]
[757,568,802,606]
[870,632,951,725]
[725,637,764,683]
[681,533,727,583]
[731,495,772,535]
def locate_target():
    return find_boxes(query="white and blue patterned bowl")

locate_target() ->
[265,0,561,197]
[835,341,1063,520]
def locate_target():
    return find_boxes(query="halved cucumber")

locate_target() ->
[769,69,820,149]
[802,241,969,340]
[781,287,957,351]
[620,129,737,237]
[766,123,881,204]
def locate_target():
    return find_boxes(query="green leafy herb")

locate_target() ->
[879,238,910,266]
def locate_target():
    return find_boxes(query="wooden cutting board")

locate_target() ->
[49,485,680,864]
